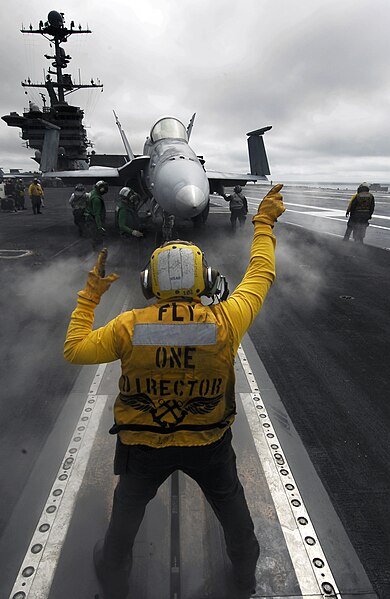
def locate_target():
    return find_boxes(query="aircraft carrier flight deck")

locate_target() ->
[0,183,389,599]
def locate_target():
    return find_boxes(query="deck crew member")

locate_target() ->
[28,178,44,215]
[85,180,108,248]
[115,187,144,239]
[224,185,248,231]
[64,184,285,599]
[343,182,375,243]
[69,183,88,236]
[15,179,26,210]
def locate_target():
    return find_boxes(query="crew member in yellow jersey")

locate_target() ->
[64,184,285,599]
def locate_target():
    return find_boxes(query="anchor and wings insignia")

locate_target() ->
[119,393,223,428]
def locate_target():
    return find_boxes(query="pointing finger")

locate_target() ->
[265,183,283,198]
[95,248,108,277]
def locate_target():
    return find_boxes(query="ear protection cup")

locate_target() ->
[202,265,221,297]
[140,265,154,299]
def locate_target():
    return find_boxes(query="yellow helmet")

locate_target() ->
[140,240,219,300]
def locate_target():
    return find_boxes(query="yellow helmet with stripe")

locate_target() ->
[140,240,219,300]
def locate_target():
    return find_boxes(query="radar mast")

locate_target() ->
[2,10,103,171]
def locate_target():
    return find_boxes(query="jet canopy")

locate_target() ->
[150,117,188,143]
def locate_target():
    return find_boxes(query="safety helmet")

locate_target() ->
[234,185,242,193]
[357,182,369,193]
[33,178,39,183]
[95,180,108,194]
[119,187,141,207]
[140,240,220,300]
[119,187,131,198]
[75,183,85,192]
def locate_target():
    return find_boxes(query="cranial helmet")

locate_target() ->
[75,183,85,192]
[95,180,108,194]
[234,185,242,193]
[140,240,220,300]
[119,187,131,198]
[119,187,141,207]
[357,182,369,193]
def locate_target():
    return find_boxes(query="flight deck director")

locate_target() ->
[64,184,285,598]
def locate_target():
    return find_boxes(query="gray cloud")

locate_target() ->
[1,0,390,182]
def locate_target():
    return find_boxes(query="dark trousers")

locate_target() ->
[344,219,369,243]
[85,218,104,248]
[230,209,247,230]
[103,429,259,576]
[31,196,42,214]
[343,222,354,241]
[15,195,25,210]
[353,221,369,243]
[72,209,85,236]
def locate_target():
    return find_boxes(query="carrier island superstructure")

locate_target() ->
[2,10,103,172]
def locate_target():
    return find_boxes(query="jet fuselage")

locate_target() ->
[142,117,210,220]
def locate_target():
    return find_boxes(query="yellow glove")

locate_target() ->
[252,184,286,226]
[78,248,120,305]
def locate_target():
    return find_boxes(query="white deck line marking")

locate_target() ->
[9,292,134,599]
[50,239,82,259]
[247,198,390,223]
[275,220,344,238]
[8,362,109,599]
[238,345,342,598]
[0,249,34,259]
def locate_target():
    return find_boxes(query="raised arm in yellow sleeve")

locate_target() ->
[216,184,285,351]
[64,248,120,364]
[346,193,357,217]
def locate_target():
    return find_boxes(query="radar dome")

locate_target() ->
[47,11,63,28]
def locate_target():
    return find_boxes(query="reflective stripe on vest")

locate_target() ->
[132,323,217,346]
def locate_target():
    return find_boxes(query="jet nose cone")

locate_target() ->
[152,158,209,218]
[176,185,207,214]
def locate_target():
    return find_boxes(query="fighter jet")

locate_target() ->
[42,113,272,238]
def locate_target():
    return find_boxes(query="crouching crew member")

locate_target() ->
[116,187,144,238]
[344,182,375,243]
[64,185,285,599]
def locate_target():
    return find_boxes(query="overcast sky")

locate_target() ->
[1,0,389,183]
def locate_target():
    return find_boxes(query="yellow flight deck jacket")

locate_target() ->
[64,222,276,448]
[28,182,44,197]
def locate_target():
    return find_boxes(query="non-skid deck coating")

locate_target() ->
[8,335,376,599]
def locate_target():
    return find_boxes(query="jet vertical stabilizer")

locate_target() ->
[247,126,272,177]
[113,110,134,160]
[187,113,196,141]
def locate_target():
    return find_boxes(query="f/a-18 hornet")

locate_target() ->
[2,9,272,239]
[44,112,272,238]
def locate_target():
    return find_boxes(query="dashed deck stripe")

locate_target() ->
[8,370,109,599]
[238,344,341,598]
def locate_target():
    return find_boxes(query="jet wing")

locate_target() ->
[206,170,264,183]
[205,169,267,194]
[41,155,150,185]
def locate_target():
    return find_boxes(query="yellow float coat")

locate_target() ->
[64,222,276,447]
